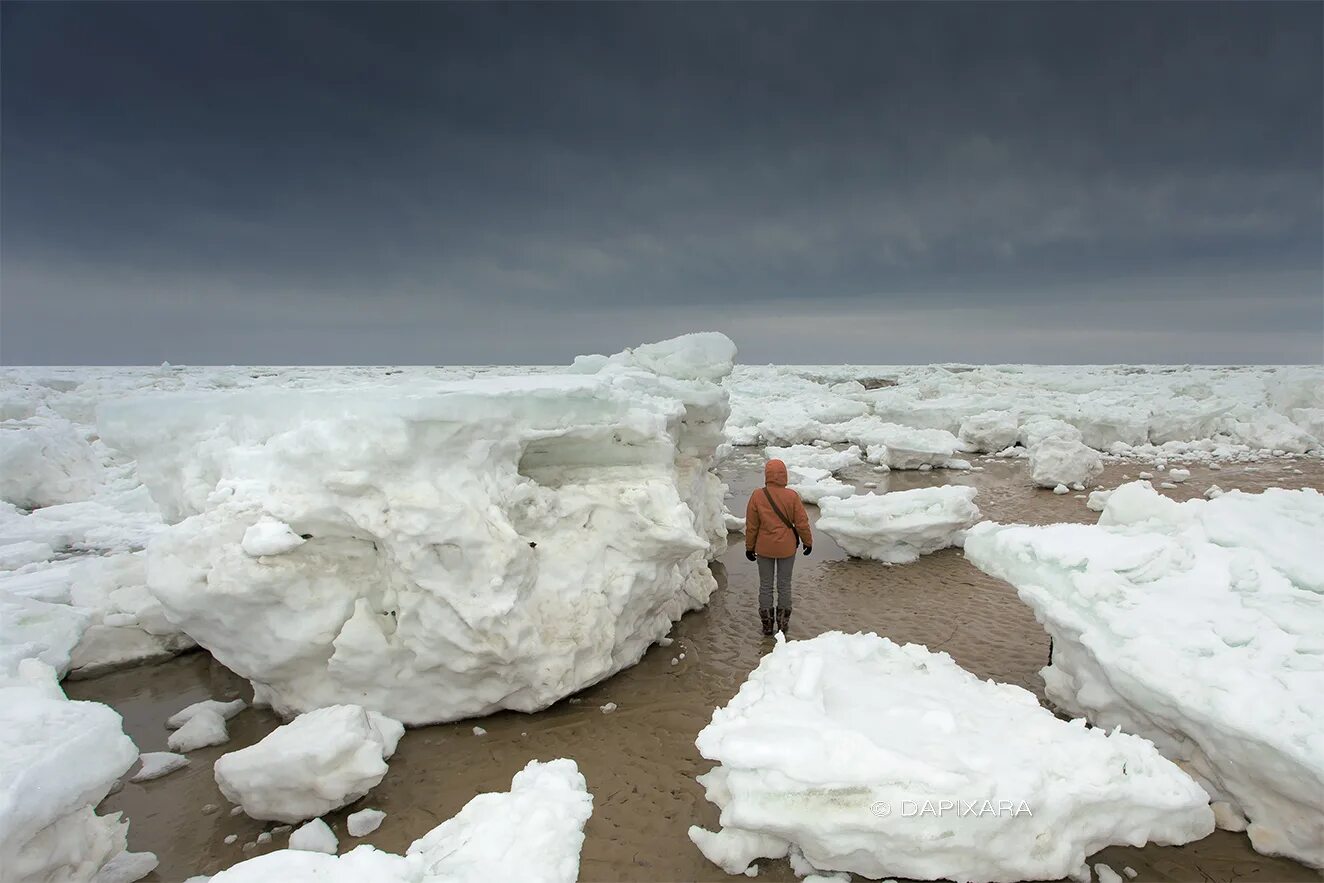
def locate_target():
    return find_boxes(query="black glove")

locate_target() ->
[745,550,757,562]
[803,546,813,556]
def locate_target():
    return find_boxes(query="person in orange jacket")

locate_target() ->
[745,458,812,636]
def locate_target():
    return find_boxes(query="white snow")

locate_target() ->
[96,335,732,724]
[965,483,1324,867]
[723,363,1323,457]
[1029,437,1104,489]
[210,759,592,883]
[0,659,143,883]
[688,632,1214,882]
[815,487,980,563]
[347,808,386,837]
[167,708,230,753]
[131,751,190,782]
[214,704,404,823]
[167,698,247,729]
[289,818,338,854]
[240,519,306,557]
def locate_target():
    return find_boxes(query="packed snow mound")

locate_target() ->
[0,659,144,883]
[1029,436,1104,489]
[210,758,592,883]
[965,483,1324,867]
[99,335,733,724]
[214,704,404,823]
[816,486,980,563]
[0,417,103,509]
[689,633,1214,882]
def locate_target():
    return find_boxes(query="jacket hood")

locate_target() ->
[764,459,788,487]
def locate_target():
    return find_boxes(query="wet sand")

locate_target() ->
[69,456,1324,883]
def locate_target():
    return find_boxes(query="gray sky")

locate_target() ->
[2,2,1321,365]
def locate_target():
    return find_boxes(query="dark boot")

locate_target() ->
[776,608,791,635]
[759,609,776,636]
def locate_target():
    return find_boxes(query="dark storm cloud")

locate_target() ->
[2,1,1321,364]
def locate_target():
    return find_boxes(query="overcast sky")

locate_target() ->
[2,2,1321,365]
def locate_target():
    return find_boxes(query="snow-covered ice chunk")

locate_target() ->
[167,708,230,753]
[724,511,746,532]
[1,659,141,883]
[99,335,732,724]
[1168,468,1191,483]
[0,540,55,571]
[214,704,404,823]
[0,417,103,509]
[167,698,247,729]
[816,487,980,564]
[347,808,386,837]
[1029,437,1104,489]
[289,818,338,854]
[210,759,592,883]
[1020,416,1083,450]
[958,410,1019,453]
[689,633,1213,881]
[1086,489,1113,512]
[0,591,93,679]
[131,751,189,782]
[785,465,855,505]
[90,850,159,883]
[765,444,863,475]
[240,519,306,557]
[1053,483,1069,495]
[862,426,959,470]
[965,483,1324,867]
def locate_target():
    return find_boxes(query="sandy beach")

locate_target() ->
[69,454,1324,883]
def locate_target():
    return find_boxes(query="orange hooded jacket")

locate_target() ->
[745,459,812,558]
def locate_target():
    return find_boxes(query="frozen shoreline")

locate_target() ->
[64,456,1324,882]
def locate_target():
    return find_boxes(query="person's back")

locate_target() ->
[744,459,812,636]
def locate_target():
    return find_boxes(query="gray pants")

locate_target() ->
[758,555,795,610]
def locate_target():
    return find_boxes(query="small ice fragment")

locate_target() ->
[472,726,486,736]
[289,818,338,854]
[168,709,229,752]
[347,807,386,837]
[256,832,271,844]
[1094,864,1122,883]
[167,698,246,729]
[671,657,679,665]
[1123,869,1138,880]
[224,834,237,844]
[658,637,674,647]
[1139,471,1153,479]
[600,702,617,714]
[131,751,189,782]
[1053,484,1069,495]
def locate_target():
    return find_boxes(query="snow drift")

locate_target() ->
[965,482,1324,867]
[689,632,1214,882]
[98,334,734,724]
